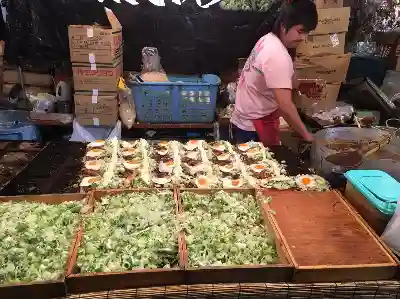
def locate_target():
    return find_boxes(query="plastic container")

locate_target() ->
[0,122,41,141]
[344,170,400,215]
[130,74,220,123]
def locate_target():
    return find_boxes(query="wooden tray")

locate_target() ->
[66,189,186,294]
[0,193,88,299]
[259,189,398,283]
[177,188,294,284]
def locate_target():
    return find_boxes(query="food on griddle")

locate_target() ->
[325,140,360,152]
[238,143,251,152]
[261,176,297,190]
[158,141,169,148]
[186,151,199,160]
[211,142,226,153]
[121,148,138,158]
[85,149,105,158]
[248,163,274,180]
[159,160,175,173]
[80,176,101,187]
[87,140,105,148]
[184,140,200,151]
[152,176,171,186]
[222,178,244,188]
[123,159,141,170]
[84,160,104,171]
[195,175,214,188]
[215,152,231,161]
[325,151,363,167]
[219,163,235,173]
[295,174,330,191]
[120,140,136,149]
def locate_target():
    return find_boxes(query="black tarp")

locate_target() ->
[4,0,282,73]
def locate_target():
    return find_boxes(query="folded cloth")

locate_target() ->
[251,109,280,146]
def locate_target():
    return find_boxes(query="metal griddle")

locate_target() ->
[0,140,85,195]
[0,141,46,190]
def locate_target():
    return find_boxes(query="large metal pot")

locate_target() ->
[311,127,391,175]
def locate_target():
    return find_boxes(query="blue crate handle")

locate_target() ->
[0,132,23,140]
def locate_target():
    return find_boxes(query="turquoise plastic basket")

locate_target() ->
[344,170,400,216]
[130,74,220,123]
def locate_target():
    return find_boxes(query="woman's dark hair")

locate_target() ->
[272,0,318,36]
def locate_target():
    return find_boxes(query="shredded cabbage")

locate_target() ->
[181,191,277,267]
[77,191,178,273]
[0,201,83,284]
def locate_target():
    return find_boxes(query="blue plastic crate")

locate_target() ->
[130,74,220,123]
[0,122,41,141]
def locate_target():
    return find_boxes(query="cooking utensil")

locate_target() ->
[311,127,391,175]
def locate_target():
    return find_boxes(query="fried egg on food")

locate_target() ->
[246,147,260,158]
[185,140,200,151]
[216,152,231,161]
[250,164,266,173]
[296,175,317,190]
[223,178,244,188]
[159,160,175,173]
[186,151,199,160]
[87,140,105,148]
[123,159,141,170]
[238,143,250,152]
[195,176,212,188]
[86,148,105,158]
[158,141,169,148]
[212,143,226,153]
[120,140,135,149]
[121,148,137,157]
[219,163,235,173]
[80,176,101,187]
[152,177,171,185]
[84,160,104,171]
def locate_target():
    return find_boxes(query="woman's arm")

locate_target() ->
[273,88,314,142]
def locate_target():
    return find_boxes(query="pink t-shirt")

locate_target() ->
[231,33,294,131]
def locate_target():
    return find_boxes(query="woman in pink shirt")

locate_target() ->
[231,0,318,146]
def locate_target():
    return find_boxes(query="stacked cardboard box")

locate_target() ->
[68,8,123,126]
[295,4,351,112]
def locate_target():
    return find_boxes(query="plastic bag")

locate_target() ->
[118,78,136,129]
[70,120,121,142]
[382,197,400,255]
[118,91,136,129]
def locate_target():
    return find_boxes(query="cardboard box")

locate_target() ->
[295,53,351,83]
[75,113,118,127]
[72,60,123,92]
[297,33,346,56]
[3,70,53,87]
[311,7,350,35]
[294,83,341,112]
[68,8,122,64]
[74,93,118,115]
[314,0,343,9]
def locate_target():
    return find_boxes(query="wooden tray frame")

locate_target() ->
[66,188,186,294]
[0,193,88,299]
[177,188,294,285]
[259,189,398,283]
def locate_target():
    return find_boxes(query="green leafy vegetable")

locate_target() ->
[181,191,277,267]
[0,201,83,284]
[77,191,178,273]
